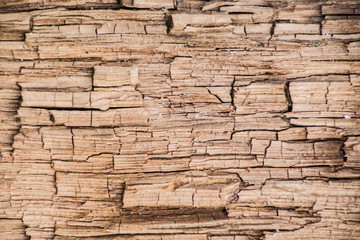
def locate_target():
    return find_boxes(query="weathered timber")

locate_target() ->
[0,0,360,239]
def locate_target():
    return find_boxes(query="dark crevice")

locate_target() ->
[230,77,237,112]
[86,152,116,161]
[284,81,293,112]
[0,6,56,13]
[339,140,348,162]
[120,206,228,222]
[206,88,224,103]
[90,67,95,91]
[320,11,326,36]
[267,22,276,47]
[54,171,58,195]
[49,112,55,123]
[166,14,174,35]
[70,127,74,155]
[228,12,254,15]
[29,15,34,31]
[21,106,144,111]
[116,182,126,207]
[20,216,30,240]
[5,83,23,159]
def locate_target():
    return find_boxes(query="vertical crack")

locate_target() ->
[29,15,34,31]
[230,76,237,140]
[54,171,58,195]
[267,22,276,47]
[166,13,174,35]
[70,127,75,155]
[320,9,325,36]
[118,182,126,207]
[230,76,237,112]
[5,83,23,159]
[339,139,348,163]
[21,214,30,240]
[49,112,55,123]
[263,141,272,160]
[91,67,95,91]
[325,82,330,105]
[284,82,293,112]
[106,177,111,199]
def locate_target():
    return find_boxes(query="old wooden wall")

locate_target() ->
[1,0,360,239]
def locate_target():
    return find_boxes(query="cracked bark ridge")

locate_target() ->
[0,0,360,239]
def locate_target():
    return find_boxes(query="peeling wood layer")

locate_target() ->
[0,0,360,239]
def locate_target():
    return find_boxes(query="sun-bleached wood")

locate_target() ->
[0,0,359,239]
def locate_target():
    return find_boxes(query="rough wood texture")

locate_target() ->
[0,0,360,239]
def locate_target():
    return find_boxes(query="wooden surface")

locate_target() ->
[0,0,360,239]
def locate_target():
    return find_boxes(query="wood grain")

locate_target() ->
[0,0,359,239]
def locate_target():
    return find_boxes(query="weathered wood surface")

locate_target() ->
[0,0,360,239]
